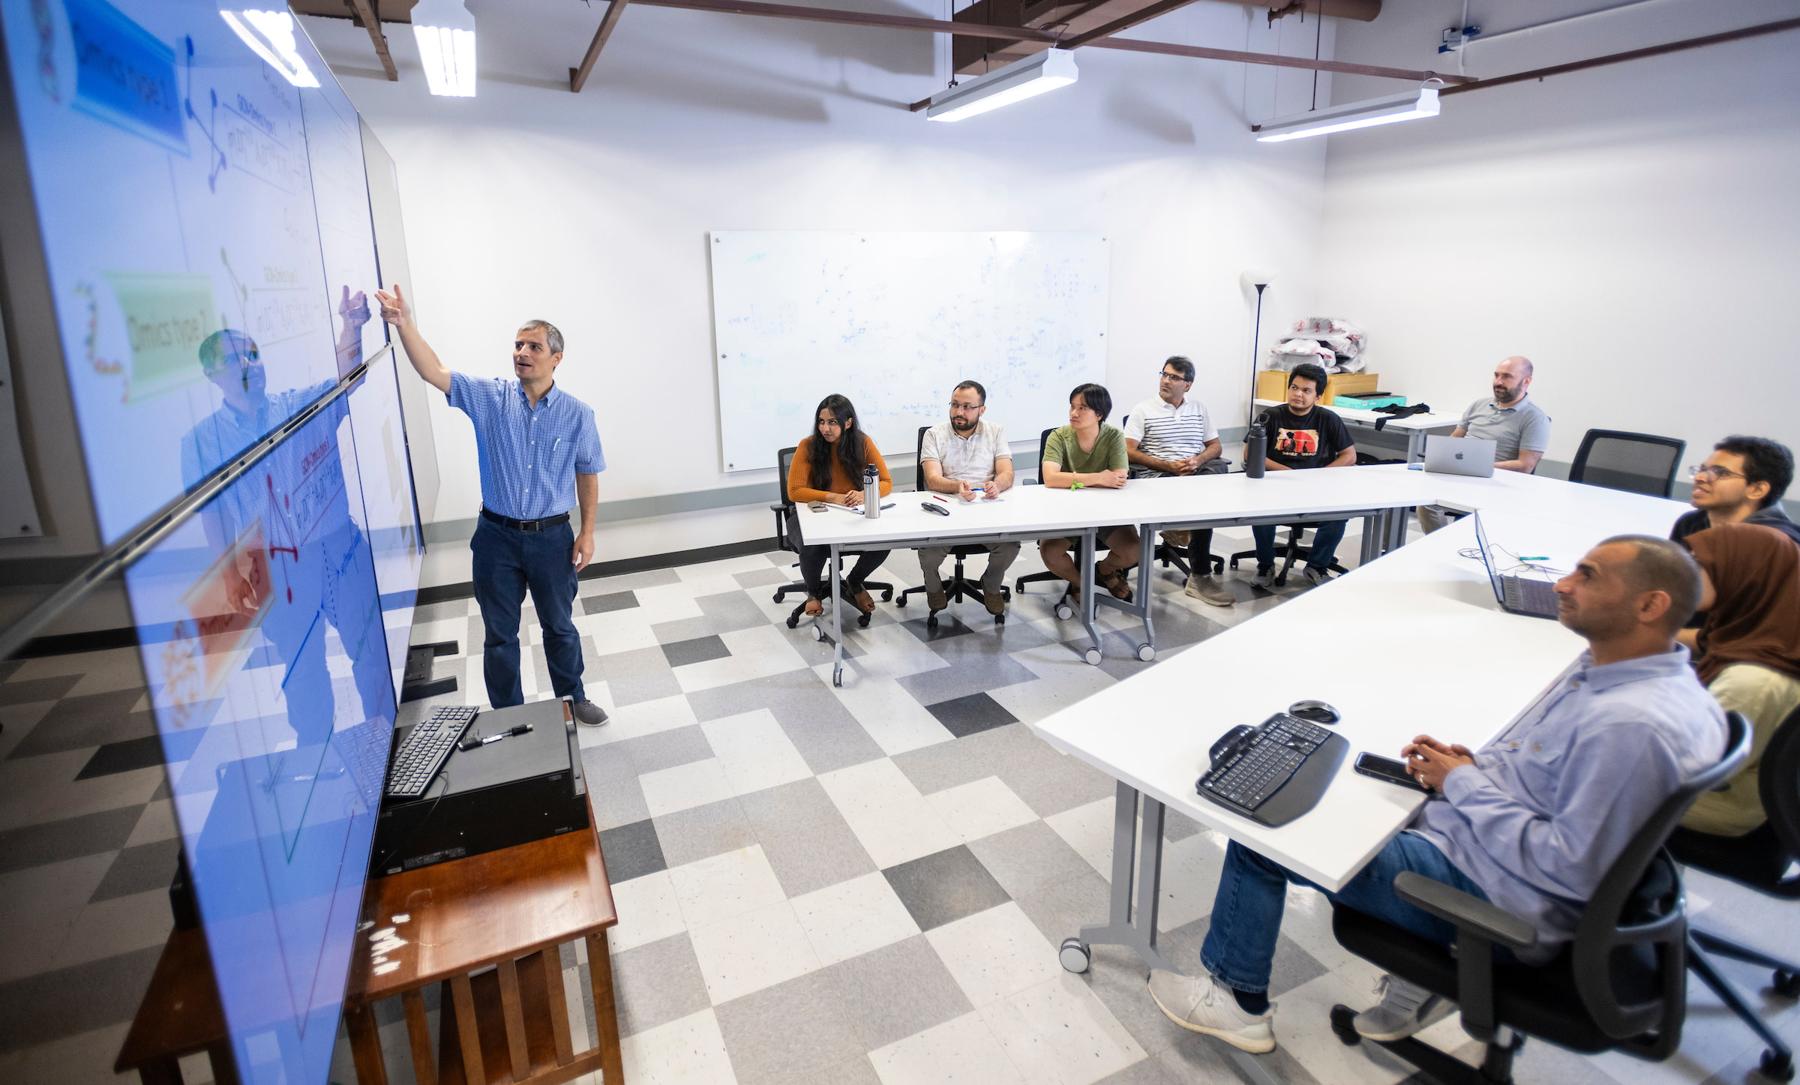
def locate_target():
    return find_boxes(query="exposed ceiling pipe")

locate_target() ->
[1439,15,1800,96]
[1459,0,1672,51]
[1223,0,1381,23]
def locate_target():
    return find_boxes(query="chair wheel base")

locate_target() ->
[785,615,799,629]
[1762,1049,1794,1082]
[1329,1004,1361,1046]
[1775,970,1800,999]
[857,612,873,628]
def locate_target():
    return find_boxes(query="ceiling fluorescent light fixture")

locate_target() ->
[219,8,320,88]
[412,0,478,98]
[927,48,1078,123]
[1254,81,1440,143]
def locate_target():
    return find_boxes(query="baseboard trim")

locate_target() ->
[416,536,780,606]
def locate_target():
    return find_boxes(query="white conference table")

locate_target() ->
[1026,474,1688,983]
[1253,397,1461,462]
[798,466,1439,686]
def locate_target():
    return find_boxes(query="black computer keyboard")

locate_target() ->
[1196,712,1348,827]
[384,705,478,800]
[1503,575,1557,616]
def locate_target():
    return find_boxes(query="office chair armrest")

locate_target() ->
[1394,872,1538,952]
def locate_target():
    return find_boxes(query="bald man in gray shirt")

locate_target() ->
[1420,356,1552,532]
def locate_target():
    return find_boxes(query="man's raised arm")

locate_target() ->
[375,283,451,395]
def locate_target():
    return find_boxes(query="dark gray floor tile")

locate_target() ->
[821,933,972,1051]
[897,653,1041,710]
[581,590,640,614]
[76,728,201,781]
[0,675,79,706]
[91,837,184,903]
[715,967,865,1085]
[653,796,756,869]
[883,845,1012,932]
[610,932,709,1038]
[897,613,978,642]
[592,645,680,707]
[924,692,1019,738]
[9,691,153,758]
[0,806,143,875]
[738,778,876,898]
[660,634,731,668]
[598,817,666,883]
[0,944,163,1052]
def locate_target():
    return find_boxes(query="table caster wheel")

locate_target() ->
[810,624,825,642]
[1059,937,1090,974]
[1136,643,1155,662]
[1055,601,1075,622]
[1329,1005,1360,1046]
[1083,647,1102,666]
[1775,969,1800,998]
[1760,1049,1794,1082]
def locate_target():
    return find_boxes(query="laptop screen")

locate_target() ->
[1470,511,1509,605]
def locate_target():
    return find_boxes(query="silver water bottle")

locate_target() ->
[863,464,880,518]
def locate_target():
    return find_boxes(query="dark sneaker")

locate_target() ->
[571,699,609,727]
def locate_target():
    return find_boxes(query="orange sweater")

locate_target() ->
[789,436,892,504]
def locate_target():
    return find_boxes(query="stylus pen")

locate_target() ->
[460,722,531,750]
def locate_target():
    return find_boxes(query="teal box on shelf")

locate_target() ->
[1335,393,1408,409]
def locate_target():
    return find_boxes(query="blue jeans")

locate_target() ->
[1252,520,1347,574]
[1200,833,1489,995]
[470,515,585,709]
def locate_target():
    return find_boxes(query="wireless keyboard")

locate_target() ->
[384,704,478,800]
[1196,712,1348,827]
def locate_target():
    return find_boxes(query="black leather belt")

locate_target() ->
[481,507,570,532]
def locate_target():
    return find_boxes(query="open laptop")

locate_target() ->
[1424,435,1497,478]
[1471,511,1559,619]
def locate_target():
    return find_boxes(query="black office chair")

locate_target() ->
[1324,712,1750,1085]
[1227,526,1349,588]
[770,445,892,632]
[893,426,1010,628]
[1569,429,1687,498]
[1667,702,1800,1081]
[1013,427,1113,619]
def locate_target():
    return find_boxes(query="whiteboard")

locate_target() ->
[710,231,1110,473]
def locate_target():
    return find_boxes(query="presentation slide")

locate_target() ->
[346,349,422,701]
[0,0,379,543]
[126,394,394,1083]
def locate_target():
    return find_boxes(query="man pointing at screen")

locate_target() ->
[376,284,609,726]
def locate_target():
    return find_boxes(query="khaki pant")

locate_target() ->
[918,542,1021,594]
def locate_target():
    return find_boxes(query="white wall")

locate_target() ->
[1315,0,1800,473]
[301,0,1346,579]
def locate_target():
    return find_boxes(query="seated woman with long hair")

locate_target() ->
[785,394,892,619]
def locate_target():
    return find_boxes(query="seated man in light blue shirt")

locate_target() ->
[1147,535,1725,1055]
[377,284,609,726]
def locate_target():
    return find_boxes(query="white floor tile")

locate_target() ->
[666,844,787,929]
[639,757,734,818]
[579,615,661,657]
[673,625,813,694]
[686,899,822,1004]
[979,974,1146,1085]
[630,583,708,624]
[870,1011,1027,1085]
[926,776,1040,844]
[582,693,700,748]
[1043,797,1115,881]
[817,758,961,869]
[607,869,687,954]
[824,672,957,757]
[700,709,812,797]
[619,1008,739,1085]
[926,902,1062,1007]
[790,871,921,967]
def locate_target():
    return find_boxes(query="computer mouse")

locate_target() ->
[1288,700,1340,725]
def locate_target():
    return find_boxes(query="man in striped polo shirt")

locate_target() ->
[1126,356,1234,607]
[376,284,609,726]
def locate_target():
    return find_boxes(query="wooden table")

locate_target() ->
[116,750,622,1084]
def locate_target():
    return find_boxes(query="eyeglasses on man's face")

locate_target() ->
[1158,370,1190,383]
[948,401,983,413]
[1688,464,1746,482]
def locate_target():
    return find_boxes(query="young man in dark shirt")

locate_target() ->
[1670,435,1799,548]
[1247,363,1356,586]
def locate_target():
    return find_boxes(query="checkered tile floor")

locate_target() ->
[2,525,1797,1084]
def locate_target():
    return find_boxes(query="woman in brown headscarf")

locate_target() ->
[1679,523,1800,836]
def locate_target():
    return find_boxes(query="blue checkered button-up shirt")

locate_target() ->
[448,373,606,521]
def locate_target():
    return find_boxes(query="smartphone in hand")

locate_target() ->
[1354,752,1430,793]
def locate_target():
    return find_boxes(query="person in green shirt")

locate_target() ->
[1038,383,1141,602]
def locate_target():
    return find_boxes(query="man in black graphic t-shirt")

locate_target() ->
[1247,363,1356,586]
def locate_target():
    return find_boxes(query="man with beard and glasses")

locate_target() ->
[1419,356,1552,533]
[916,380,1019,619]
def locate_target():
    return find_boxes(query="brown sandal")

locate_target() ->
[803,597,823,617]
[1098,568,1133,602]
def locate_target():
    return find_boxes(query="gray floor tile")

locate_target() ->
[598,818,666,883]
[1097,1056,1181,1084]
[581,746,650,830]
[894,722,1115,818]
[968,820,1103,905]
[897,655,1041,710]
[689,669,884,776]
[592,645,681,708]
[883,845,1012,932]
[660,634,732,668]
[924,692,1020,739]
[610,931,709,1037]
[0,675,79,707]
[896,612,979,643]
[822,933,973,1051]
[580,589,640,614]
[738,779,876,898]
[587,567,681,592]
[610,724,712,774]
[90,837,183,903]
[653,796,757,869]
[0,944,162,1051]
[0,807,143,875]
[715,966,866,1085]
[732,568,787,590]
[9,691,153,757]
[650,592,770,645]
[77,730,201,781]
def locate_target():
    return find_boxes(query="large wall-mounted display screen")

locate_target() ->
[346,349,422,702]
[0,0,380,543]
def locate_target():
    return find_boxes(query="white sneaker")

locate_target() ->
[1147,969,1276,1054]
[1352,974,1455,1042]
[1185,574,1236,608]
[1250,567,1277,589]
[1301,567,1333,587]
